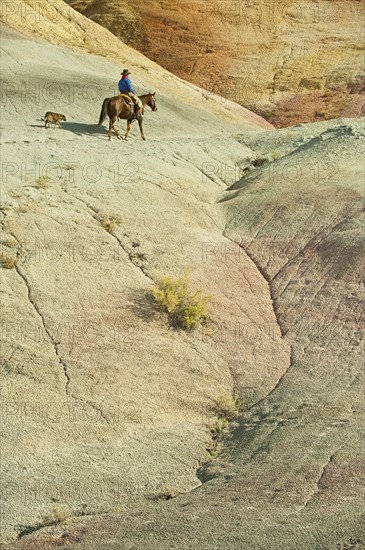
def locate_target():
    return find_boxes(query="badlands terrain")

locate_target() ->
[65,0,365,126]
[0,1,364,549]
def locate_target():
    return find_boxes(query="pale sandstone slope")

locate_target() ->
[0,0,272,129]
[0,16,283,543]
[0,2,364,549]
[4,119,364,550]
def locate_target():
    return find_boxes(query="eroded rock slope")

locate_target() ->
[65,0,365,126]
[0,5,364,549]
[0,22,284,543]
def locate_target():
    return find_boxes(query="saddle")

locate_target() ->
[119,93,133,105]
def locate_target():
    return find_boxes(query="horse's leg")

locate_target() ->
[108,118,118,140]
[110,116,120,140]
[112,117,120,139]
[124,119,132,140]
[138,116,146,140]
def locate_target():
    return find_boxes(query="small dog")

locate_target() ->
[42,112,66,129]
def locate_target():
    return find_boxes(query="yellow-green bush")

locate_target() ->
[208,418,229,437]
[212,392,241,421]
[151,268,210,329]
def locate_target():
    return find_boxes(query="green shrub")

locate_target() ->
[151,268,210,329]
[208,418,229,437]
[212,392,241,421]
[202,393,242,466]
[151,270,188,314]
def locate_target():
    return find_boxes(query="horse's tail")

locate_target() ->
[98,98,109,126]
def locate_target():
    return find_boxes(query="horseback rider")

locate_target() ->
[118,69,143,115]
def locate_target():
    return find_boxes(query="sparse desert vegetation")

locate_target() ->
[156,485,181,500]
[202,394,242,466]
[35,175,50,189]
[99,214,122,233]
[0,252,16,269]
[42,506,70,526]
[0,5,363,548]
[212,392,242,421]
[1,239,18,249]
[151,268,211,329]
[209,393,241,435]
[208,417,229,437]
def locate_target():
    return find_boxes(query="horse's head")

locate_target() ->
[147,92,157,111]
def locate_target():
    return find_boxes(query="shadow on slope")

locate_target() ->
[28,122,108,137]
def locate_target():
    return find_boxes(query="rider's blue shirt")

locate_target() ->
[118,77,135,94]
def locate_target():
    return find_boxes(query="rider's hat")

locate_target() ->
[121,69,131,76]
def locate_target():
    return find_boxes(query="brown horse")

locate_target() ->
[97,92,157,141]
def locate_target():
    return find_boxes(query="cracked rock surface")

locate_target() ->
[0,22,284,544]
[0,9,364,550]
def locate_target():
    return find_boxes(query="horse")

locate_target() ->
[97,92,157,141]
